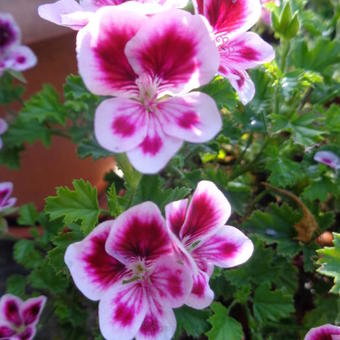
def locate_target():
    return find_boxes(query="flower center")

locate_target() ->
[136,74,159,111]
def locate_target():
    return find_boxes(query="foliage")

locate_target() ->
[1,0,340,339]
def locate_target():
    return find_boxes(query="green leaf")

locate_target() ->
[317,233,340,294]
[4,118,51,147]
[45,179,100,234]
[303,177,338,202]
[175,306,210,338]
[77,137,112,160]
[0,72,25,104]
[133,176,190,211]
[13,239,43,269]
[244,203,301,257]
[266,155,304,188]
[6,274,27,298]
[253,283,295,323]
[21,85,67,125]
[206,303,243,340]
[17,204,39,226]
[200,76,238,109]
[0,145,22,168]
[107,184,122,217]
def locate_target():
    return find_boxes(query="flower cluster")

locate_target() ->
[0,182,16,213]
[0,294,46,340]
[193,0,275,104]
[65,181,253,339]
[39,0,274,173]
[0,13,37,76]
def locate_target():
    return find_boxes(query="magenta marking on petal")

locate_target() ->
[0,15,19,50]
[132,24,198,89]
[191,275,205,298]
[4,299,22,327]
[94,25,138,91]
[140,313,160,337]
[114,302,135,327]
[112,214,171,262]
[16,56,26,64]
[181,193,223,244]
[177,111,200,130]
[83,230,126,288]
[0,189,9,205]
[240,46,259,61]
[140,135,163,156]
[112,116,136,137]
[22,301,43,326]
[0,325,16,337]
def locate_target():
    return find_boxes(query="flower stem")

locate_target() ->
[114,153,142,207]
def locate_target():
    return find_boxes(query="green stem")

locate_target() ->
[274,39,291,114]
[114,153,142,206]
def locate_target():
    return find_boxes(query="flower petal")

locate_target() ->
[94,98,148,153]
[0,294,22,327]
[158,92,222,143]
[106,202,172,265]
[77,6,146,97]
[304,324,340,340]
[4,46,37,73]
[0,13,21,50]
[21,296,46,326]
[219,66,255,105]
[180,181,231,246]
[193,225,254,268]
[219,32,275,70]
[65,221,127,301]
[99,282,147,340]
[0,324,16,338]
[314,151,340,170]
[0,119,8,135]
[127,117,183,174]
[165,199,188,237]
[0,182,13,207]
[38,0,88,30]
[136,300,176,340]
[149,256,193,308]
[185,270,214,309]
[125,9,219,95]
[0,197,17,211]
[194,0,261,38]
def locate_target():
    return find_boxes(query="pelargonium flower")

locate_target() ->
[304,324,340,340]
[0,118,8,149]
[0,182,16,213]
[314,151,340,170]
[77,6,221,173]
[38,0,188,30]
[0,13,20,51]
[65,202,192,340]
[193,0,275,104]
[0,13,37,76]
[0,294,46,340]
[261,0,280,26]
[165,181,254,309]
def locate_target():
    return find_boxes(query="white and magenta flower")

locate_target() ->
[165,181,254,309]
[0,118,8,150]
[193,0,275,104]
[77,6,221,173]
[65,202,193,340]
[38,0,188,30]
[0,13,37,76]
[261,0,280,26]
[0,294,46,340]
[0,182,16,213]
[314,151,340,170]
[304,324,340,340]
